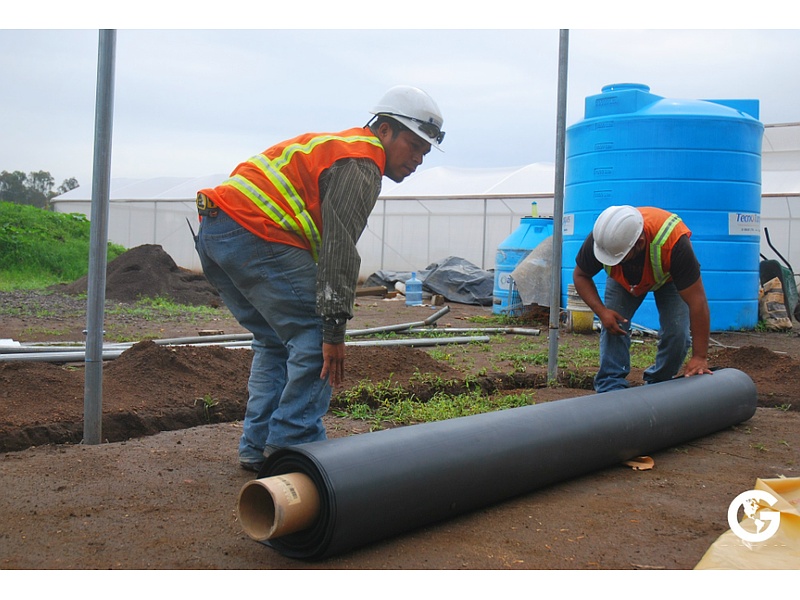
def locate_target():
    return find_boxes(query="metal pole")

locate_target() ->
[548,29,569,383]
[481,198,488,270]
[380,198,387,270]
[83,29,117,445]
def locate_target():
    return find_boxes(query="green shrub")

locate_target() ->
[0,201,126,290]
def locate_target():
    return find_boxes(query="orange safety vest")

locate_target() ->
[604,207,691,296]
[199,127,386,261]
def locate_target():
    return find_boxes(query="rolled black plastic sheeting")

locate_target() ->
[252,368,757,560]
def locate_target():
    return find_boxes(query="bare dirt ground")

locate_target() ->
[0,245,798,571]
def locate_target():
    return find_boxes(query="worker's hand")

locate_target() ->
[321,342,346,387]
[597,308,629,336]
[683,355,713,377]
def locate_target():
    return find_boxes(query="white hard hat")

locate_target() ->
[371,85,445,149]
[592,205,644,266]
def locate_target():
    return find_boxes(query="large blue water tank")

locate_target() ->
[561,83,763,331]
[493,217,554,314]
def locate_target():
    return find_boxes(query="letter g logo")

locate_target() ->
[727,490,781,543]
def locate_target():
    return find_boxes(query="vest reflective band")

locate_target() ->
[603,208,690,295]
[200,128,385,261]
[649,213,683,290]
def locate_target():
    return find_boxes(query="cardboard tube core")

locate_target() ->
[237,472,320,541]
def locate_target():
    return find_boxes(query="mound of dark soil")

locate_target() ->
[0,343,468,452]
[709,344,800,408]
[54,244,221,307]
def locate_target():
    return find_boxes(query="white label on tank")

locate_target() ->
[562,214,574,236]
[728,212,760,235]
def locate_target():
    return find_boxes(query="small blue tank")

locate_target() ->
[493,217,554,315]
[562,83,763,331]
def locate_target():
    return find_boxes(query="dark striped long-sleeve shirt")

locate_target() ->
[316,157,383,344]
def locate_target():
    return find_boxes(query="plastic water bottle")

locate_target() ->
[405,272,423,306]
[531,201,539,217]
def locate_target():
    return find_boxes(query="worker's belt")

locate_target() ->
[196,193,219,217]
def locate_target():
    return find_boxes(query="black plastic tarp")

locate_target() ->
[256,369,757,560]
[364,256,494,306]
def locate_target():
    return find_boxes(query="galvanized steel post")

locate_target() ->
[548,29,569,383]
[83,29,116,445]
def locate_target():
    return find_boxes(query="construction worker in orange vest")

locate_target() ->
[195,86,446,472]
[573,205,712,393]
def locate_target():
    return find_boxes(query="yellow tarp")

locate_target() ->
[695,477,800,569]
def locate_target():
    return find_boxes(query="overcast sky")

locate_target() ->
[3,5,798,191]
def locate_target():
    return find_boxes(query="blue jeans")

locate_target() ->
[195,210,330,464]
[595,278,691,393]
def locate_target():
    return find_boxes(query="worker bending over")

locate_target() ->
[195,86,446,471]
[572,205,713,393]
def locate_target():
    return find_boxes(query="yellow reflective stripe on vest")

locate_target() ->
[248,153,321,258]
[649,214,682,291]
[273,134,383,169]
[223,173,320,256]
[227,133,383,261]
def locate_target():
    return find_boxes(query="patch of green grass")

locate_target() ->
[752,320,769,332]
[426,348,455,364]
[383,390,534,425]
[408,370,466,389]
[333,384,535,430]
[561,341,600,369]
[334,378,408,407]
[102,327,162,344]
[0,271,62,291]
[463,314,520,326]
[0,201,126,290]
[21,326,72,338]
[494,337,602,372]
[630,339,659,368]
[106,296,220,321]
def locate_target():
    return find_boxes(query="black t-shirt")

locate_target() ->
[575,233,701,291]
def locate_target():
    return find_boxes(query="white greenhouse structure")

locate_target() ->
[51,123,800,281]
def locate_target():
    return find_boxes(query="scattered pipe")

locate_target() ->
[1,332,254,354]
[1,305,482,362]
[423,305,451,324]
[1,349,128,363]
[2,306,456,363]
[238,368,757,560]
[346,305,450,337]
[0,334,488,363]
[407,327,540,336]
[345,336,489,348]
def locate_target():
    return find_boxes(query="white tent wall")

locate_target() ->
[760,123,800,274]
[53,197,203,271]
[358,195,554,276]
[49,125,800,281]
[52,174,227,273]
[50,165,557,279]
[761,196,800,268]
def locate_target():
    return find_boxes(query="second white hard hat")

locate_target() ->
[592,205,644,266]
[371,85,445,149]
